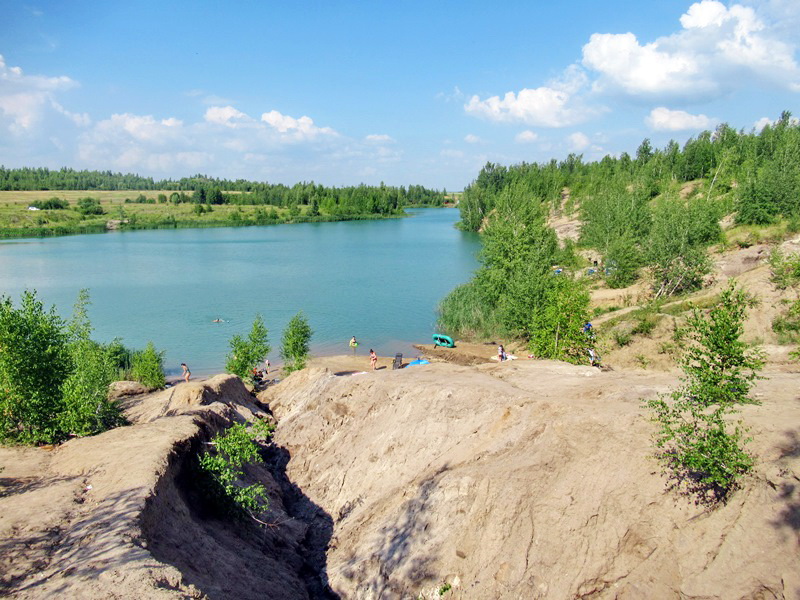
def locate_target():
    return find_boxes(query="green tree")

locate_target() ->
[528,276,591,363]
[0,291,71,444]
[646,283,765,501]
[60,290,124,436]
[280,312,313,373]
[130,341,166,389]
[226,315,270,379]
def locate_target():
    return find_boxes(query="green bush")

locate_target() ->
[613,329,632,347]
[130,341,166,388]
[32,198,69,210]
[0,289,128,444]
[76,197,104,216]
[631,314,659,336]
[198,420,274,520]
[645,283,765,501]
[0,291,71,444]
[226,315,270,379]
[280,312,313,373]
[61,290,125,436]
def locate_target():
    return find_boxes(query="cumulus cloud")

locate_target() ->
[515,130,539,143]
[465,86,582,127]
[261,110,337,141]
[464,134,481,143]
[204,105,250,127]
[464,64,599,128]
[582,0,800,99]
[0,54,80,133]
[646,107,715,130]
[568,132,591,151]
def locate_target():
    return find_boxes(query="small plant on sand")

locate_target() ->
[130,341,166,389]
[280,311,313,373]
[645,283,765,502]
[226,314,270,380]
[199,420,274,521]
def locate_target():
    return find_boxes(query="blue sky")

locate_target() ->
[0,1,798,190]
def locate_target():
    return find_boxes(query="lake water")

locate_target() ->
[0,208,480,375]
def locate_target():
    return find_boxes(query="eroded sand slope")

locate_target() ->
[264,361,800,599]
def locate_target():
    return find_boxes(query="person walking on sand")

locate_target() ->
[349,336,358,354]
[369,349,377,370]
[181,363,191,382]
[264,358,270,375]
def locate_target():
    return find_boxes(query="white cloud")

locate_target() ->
[204,105,250,127]
[464,134,480,143]
[365,133,394,143]
[582,1,800,99]
[515,130,539,143]
[583,32,705,97]
[261,110,337,141]
[646,107,715,130]
[50,100,91,127]
[0,54,79,133]
[465,86,583,127]
[464,64,599,128]
[567,132,591,151]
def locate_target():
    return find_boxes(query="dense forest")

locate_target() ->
[439,111,800,360]
[0,168,446,214]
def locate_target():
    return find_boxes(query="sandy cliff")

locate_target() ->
[263,362,800,599]
[1,355,799,599]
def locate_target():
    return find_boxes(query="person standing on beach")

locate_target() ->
[181,363,191,382]
[349,336,358,354]
[369,349,377,370]
[264,358,270,375]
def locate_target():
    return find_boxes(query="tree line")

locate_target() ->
[0,168,446,214]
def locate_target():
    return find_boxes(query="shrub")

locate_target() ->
[32,197,69,210]
[280,312,313,373]
[76,197,104,216]
[198,420,274,520]
[631,314,659,336]
[645,283,765,502]
[0,291,71,444]
[130,341,166,388]
[226,315,270,379]
[61,290,125,436]
[613,329,632,347]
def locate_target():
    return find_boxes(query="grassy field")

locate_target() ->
[0,190,391,238]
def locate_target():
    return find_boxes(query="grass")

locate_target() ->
[721,221,791,248]
[0,190,399,238]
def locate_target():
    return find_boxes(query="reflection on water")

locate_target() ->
[0,209,479,375]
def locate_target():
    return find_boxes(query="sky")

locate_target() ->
[0,0,798,190]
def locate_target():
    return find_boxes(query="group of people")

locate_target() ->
[250,358,271,382]
[350,336,379,370]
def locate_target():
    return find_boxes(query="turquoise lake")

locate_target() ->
[0,208,480,375]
